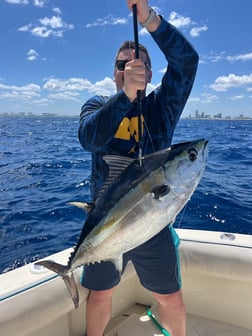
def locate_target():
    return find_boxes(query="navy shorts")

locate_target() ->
[80,226,181,294]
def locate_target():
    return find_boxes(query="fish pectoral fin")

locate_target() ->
[68,201,95,213]
[62,273,79,309]
[151,184,170,199]
[112,256,123,275]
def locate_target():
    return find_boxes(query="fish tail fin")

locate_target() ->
[35,260,79,309]
[62,273,79,309]
[36,260,67,275]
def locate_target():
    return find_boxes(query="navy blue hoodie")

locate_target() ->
[79,18,199,200]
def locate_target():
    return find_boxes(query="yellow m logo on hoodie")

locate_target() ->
[114,116,144,142]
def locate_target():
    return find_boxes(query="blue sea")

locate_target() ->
[0,116,251,274]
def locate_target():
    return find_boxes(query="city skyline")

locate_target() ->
[1,110,251,120]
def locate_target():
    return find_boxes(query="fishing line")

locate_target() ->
[143,118,155,153]
[176,201,189,228]
[132,4,143,166]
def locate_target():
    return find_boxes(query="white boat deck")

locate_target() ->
[105,303,252,336]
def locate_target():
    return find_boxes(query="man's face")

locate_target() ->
[114,48,152,92]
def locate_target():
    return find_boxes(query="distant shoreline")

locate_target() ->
[0,113,251,121]
[183,117,252,121]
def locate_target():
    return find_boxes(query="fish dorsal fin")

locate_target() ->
[97,155,134,199]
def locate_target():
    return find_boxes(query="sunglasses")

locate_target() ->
[115,59,151,71]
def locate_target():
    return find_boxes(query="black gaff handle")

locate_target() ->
[132,4,143,165]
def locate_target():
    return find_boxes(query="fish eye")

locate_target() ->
[188,148,198,162]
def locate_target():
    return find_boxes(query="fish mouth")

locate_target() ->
[203,139,209,153]
[201,140,209,162]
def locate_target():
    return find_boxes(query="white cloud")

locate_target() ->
[0,76,163,107]
[227,52,252,62]
[5,0,28,4]
[0,83,40,92]
[168,11,191,28]
[201,92,219,103]
[30,26,55,38]
[18,24,31,32]
[88,77,116,96]
[48,91,81,102]
[0,77,117,106]
[204,52,226,63]
[33,0,45,7]
[43,78,92,91]
[85,15,127,28]
[167,11,207,37]
[18,15,74,38]
[43,77,159,98]
[230,95,244,100]
[188,93,219,104]
[27,49,39,61]
[39,16,65,29]
[139,27,148,36]
[158,68,166,74]
[188,97,201,103]
[53,7,62,15]
[32,98,50,105]
[0,83,41,100]
[210,73,252,91]
[202,51,252,64]
[141,11,204,37]
[146,83,159,95]
[5,0,46,6]
[190,25,208,37]
[43,77,116,97]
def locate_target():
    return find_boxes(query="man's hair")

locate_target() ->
[115,40,151,68]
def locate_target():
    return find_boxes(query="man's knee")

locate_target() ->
[87,287,116,304]
[152,289,185,308]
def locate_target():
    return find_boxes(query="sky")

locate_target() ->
[0,0,252,118]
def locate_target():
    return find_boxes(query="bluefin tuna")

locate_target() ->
[35,139,208,308]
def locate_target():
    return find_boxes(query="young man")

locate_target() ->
[78,1,199,335]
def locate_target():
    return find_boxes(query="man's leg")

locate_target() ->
[81,260,121,336]
[86,287,116,336]
[152,289,186,336]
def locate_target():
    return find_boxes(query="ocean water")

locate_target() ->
[0,116,251,273]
